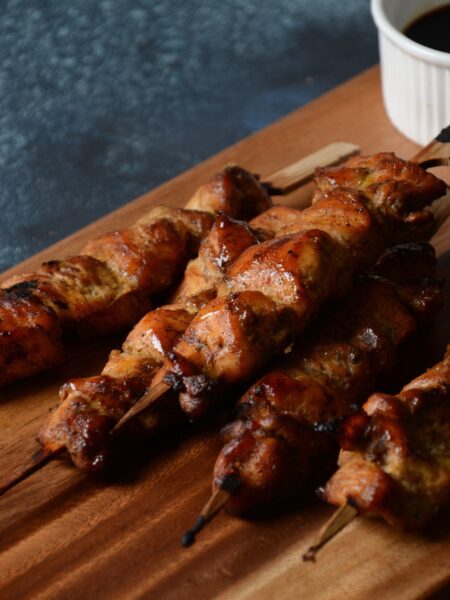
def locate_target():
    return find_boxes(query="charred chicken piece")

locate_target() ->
[212,242,443,515]
[323,348,450,530]
[0,166,271,387]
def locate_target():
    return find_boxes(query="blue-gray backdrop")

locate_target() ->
[0,0,377,271]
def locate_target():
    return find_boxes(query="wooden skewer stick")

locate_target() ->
[180,488,232,548]
[180,474,241,548]
[302,503,358,562]
[110,381,171,434]
[266,142,359,194]
[0,446,64,497]
[0,144,359,498]
[414,125,450,168]
[432,192,450,231]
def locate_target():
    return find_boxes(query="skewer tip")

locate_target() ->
[302,503,358,563]
[436,125,450,144]
[180,485,236,548]
[181,515,207,548]
[110,381,171,434]
[302,544,320,563]
[414,125,450,168]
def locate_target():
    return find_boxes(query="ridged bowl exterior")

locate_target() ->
[372,0,450,145]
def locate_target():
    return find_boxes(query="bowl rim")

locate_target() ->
[371,0,450,66]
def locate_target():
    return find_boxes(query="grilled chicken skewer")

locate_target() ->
[114,151,446,432]
[305,347,450,560]
[0,144,359,492]
[0,166,273,387]
[39,213,260,472]
[182,241,443,545]
[39,209,301,473]
[1,213,260,493]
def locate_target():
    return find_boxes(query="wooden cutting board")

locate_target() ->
[1,66,450,600]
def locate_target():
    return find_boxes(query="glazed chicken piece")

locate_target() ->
[39,214,260,471]
[0,166,271,387]
[323,348,450,530]
[211,243,443,514]
[250,152,445,241]
[147,153,445,421]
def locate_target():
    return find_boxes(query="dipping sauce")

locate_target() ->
[404,4,450,53]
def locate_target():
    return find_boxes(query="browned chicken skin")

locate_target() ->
[149,153,445,420]
[0,166,271,387]
[39,214,260,471]
[323,348,450,530]
[212,243,443,515]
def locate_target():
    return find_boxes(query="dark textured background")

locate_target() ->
[0,0,377,271]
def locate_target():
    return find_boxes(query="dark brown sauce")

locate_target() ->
[404,4,450,53]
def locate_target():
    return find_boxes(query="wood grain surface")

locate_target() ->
[1,66,450,600]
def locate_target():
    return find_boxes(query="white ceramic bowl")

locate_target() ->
[371,0,450,144]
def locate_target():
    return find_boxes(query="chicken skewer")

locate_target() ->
[0,166,270,387]
[39,213,260,472]
[305,346,450,561]
[1,215,258,494]
[1,214,262,492]
[0,143,358,492]
[0,142,359,388]
[113,145,448,433]
[182,240,444,545]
